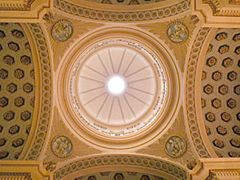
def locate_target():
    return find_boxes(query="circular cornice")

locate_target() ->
[57,26,181,150]
[54,154,189,180]
[53,0,190,22]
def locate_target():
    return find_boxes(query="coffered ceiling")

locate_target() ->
[0,0,239,180]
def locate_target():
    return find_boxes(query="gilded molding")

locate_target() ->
[202,0,240,17]
[202,0,221,14]
[54,154,189,180]
[25,24,52,160]
[0,172,31,180]
[53,0,190,22]
[184,27,211,158]
[0,0,35,11]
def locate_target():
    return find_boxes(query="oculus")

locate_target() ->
[58,27,181,150]
[69,39,167,135]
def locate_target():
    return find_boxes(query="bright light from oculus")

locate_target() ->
[107,75,126,95]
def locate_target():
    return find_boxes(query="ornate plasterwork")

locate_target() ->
[74,171,165,180]
[167,22,189,43]
[57,26,181,150]
[0,172,31,180]
[202,0,240,16]
[53,0,190,22]
[51,20,73,42]
[201,29,240,157]
[184,27,211,158]
[25,23,52,160]
[0,23,35,160]
[51,136,73,158]
[87,0,164,5]
[165,136,187,158]
[0,0,35,11]
[194,0,240,27]
[0,161,52,179]
[54,154,189,180]
[0,0,50,21]
[68,38,167,137]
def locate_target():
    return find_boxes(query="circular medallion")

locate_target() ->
[167,22,188,43]
[165,136,186,158]
[69,39,167,136]
[51,20,73,42]
[51,136,73,158]
[57,27,181,150]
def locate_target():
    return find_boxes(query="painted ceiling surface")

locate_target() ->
[0,0,240,180]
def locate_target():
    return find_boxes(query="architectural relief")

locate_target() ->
[51,20,73,42]
[167,22,189,43]
[54,155,188,180]
[0,23,35,160]
[201,28,240,157]
[165,136,187,158]
[0,0,240,179]
[51,136,73,158]
[53,0,190,22]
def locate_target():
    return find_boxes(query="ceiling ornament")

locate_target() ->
[57,27,181,150]
[167,22,189,43]
[25,23,52,160]
[86,0,162,5]
[71,41,166,130]
[0,23,35,160]
[53,0,190,22]
[75,171,165,180]
[184,27,212,158]
[0,0,35,11]
[51,19,73,42]
[165,136,187,158]
[201,28,240,157]
[54,154,189,180]
[51,136,73,158]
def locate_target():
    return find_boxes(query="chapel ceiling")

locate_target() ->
[0,0,240,180]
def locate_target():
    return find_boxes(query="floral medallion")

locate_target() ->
[167,22,188,43]
[165,136,186,158]
[51,136,73,158]
[51,20,73,42]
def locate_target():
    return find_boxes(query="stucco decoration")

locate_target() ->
[51,19,73,42]
[0,23,35,160]
[25,23,52,160]
[184,27,212,158]
[86,0,165,5]
[54,154,189,180]
[53,0,190,22]
[201,28,240,157]
[167,22,189,43]
[165,136,187,158]
[74,171,165,180]
[51,136,73,158]
[69,39,167,137]
[57,26,181,150]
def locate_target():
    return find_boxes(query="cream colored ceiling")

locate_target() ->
[201,28,240,157]
[86,0,165,4]
[0,23,35,160]
[0,0,240,180]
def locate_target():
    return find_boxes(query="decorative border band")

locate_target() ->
[53,0,190,22]
[54,154,188,180]
[25,24,52,160]
[185,27,211,158]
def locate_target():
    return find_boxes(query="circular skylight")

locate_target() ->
[107,75,126,95]
[69,39,168,136]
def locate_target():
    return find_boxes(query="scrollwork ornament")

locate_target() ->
[167,22,189,43]
[165,136,187,158]
[51,136,73,158]
[51,19,73,42]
